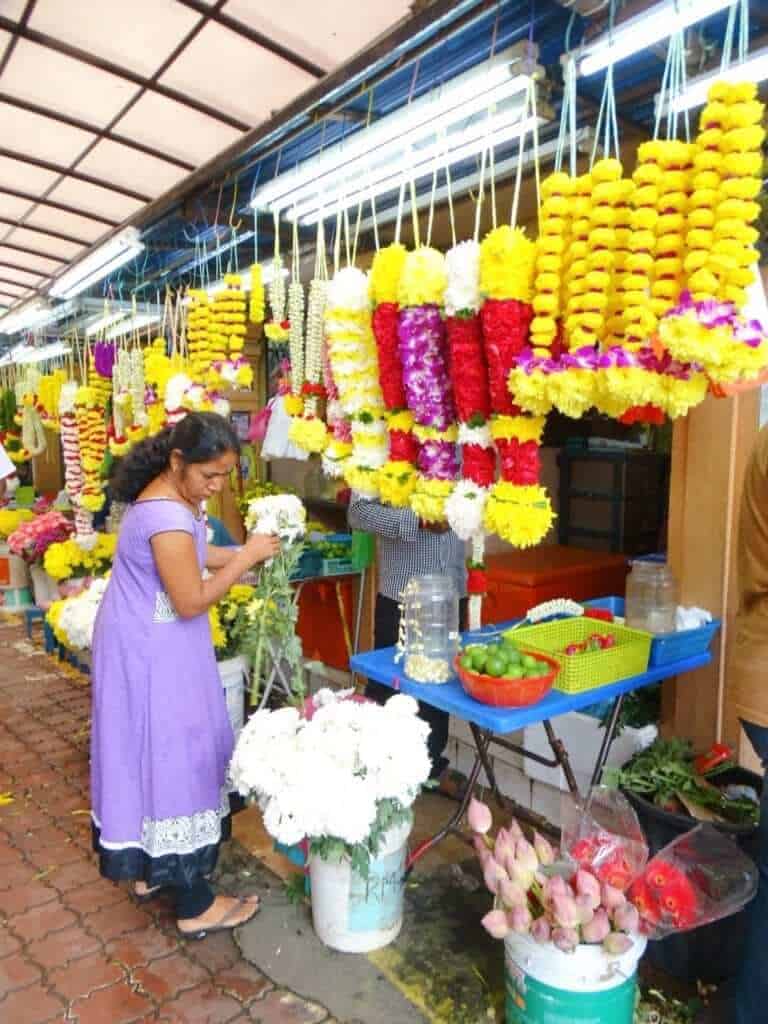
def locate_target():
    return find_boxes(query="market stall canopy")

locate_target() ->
[0,0,418,313]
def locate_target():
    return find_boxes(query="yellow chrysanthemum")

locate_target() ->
[479,225,536,302]
[288,416,328,453]
[378,461,417,507]
[370,243,407,305]
[410,478,453,524]
[490,415,545,444]
[484,483,555,548]
[398,246,447,307]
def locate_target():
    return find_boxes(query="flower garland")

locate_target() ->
[562,173,595,350]
[531,173,574,354]
[320,338,352,479]
[397,247,456,523]
[187,288,211,385]
[370,243,416,508]
[37,369,67,432]
[206,276,250,390]
[289,277,330,454]
[325,267,386,497]
[249,263,265,324]
[265,254,289,344]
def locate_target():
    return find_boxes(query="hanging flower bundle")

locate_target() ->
[37,369,67,433]
[207,275,252,391]
[319,338,352,479]
[187,288,211,384]
[289,276,330,454]
[398,247,457,524]
[370,242,418,508]
[249,263,265,324]
[265,253,289,344]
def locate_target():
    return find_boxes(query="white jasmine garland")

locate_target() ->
[268,255,286,323]
[458,422,493,448]
[288,279,305,396]
[445,240,481,316]
[304,278,327,416]
[445,480,489,541]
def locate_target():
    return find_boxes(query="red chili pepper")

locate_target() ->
[694,743,733,775]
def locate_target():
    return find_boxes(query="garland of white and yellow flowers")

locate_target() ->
[110,300,150,457]
[264,209,289,345]
[15,368,47,460]
[249,213,266,326]
[288,218,331,454]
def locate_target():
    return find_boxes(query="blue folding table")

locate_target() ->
[350,630,710,868]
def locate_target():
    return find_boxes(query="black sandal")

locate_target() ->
[177,896,261,941]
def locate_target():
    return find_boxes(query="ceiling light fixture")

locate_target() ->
[0,340,72,366]
[49,227,145,301]
[0,299,54,336]
[657,43,768,113]
[84,310,130,336]
[101,312,161,342]
[578,0,735,77]
[250,43,544,217]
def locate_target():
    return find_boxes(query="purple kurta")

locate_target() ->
[90,499,234,887]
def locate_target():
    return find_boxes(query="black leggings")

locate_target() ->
[176,878,215,919]
[365,594,467,779]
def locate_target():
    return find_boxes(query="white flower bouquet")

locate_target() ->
[241,494,307,704]
[229,690,431,874]
[46,576,109,651]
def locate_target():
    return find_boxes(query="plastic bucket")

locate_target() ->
[217,655,248,740]
[30,566,59,609]
[309,815,412,953]
[505,932,646,1024]
[623,770,761,983]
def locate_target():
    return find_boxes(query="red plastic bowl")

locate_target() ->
[454,651,561,708]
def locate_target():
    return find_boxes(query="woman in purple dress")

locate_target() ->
[91,412,279,938]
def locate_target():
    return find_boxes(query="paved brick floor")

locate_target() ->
[0,619,336,1024]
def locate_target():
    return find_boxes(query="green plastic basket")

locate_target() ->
[510,618,652,694]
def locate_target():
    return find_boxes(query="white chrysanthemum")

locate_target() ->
[445,479,488,541]
[385,694,420,717]
[327,266,370,311]
[445,240,481,315]
[57,577,109,650]
[58,381,78,416]
[245,493,306,542]
[458,422,493,448]
[164,373,193,412]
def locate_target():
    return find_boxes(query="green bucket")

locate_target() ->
[504,933,645,1024]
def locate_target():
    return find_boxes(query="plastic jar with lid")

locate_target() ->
[625,561,677,634]
[399,575,459,684]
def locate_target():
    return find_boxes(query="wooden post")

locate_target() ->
[663,388,760,749]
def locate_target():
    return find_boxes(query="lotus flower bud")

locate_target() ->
[575,892,596,926]
[494,830,515,866]
[601,883,626,912]
[533,831,555,866]
[468,797,492,835]
[552,893,581,929]
[482,909,511,939]
[612,902,640,934]
[603,932,634,955]
[499,878,527,909]
[508,818,524,841]
[581,907,611,944]
[483,857,508,896]
[530,917,551,944]
[507,858,534,892]
[516,838,539,874]
[552,926,579,953]
[509,904,533,934]
[542,874,568,905]
[575,869,601,909]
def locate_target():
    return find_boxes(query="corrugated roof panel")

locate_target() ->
[46,178,145,222]
[77,139,187,198]
[0,102,95,165]
[115,92,244,166]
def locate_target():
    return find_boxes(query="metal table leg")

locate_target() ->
[589,694,625,789]
[349,568,366,689]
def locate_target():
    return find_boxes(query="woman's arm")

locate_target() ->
[206,543,240,570]
[151,531,279,618]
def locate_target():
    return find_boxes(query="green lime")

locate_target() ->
[485,656,504,677]
[460,655,474,671]
[504,646,522,663]
[471,649,488,672]
[522,654,537,669]
[504,664,524,679]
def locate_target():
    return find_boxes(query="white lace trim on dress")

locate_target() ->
[92,789,231,857]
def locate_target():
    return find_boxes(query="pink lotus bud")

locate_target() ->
[508,817,524,841]
[542,874,568,905]
[507,858,534,892]
[575,869,601,910]
[530,917,551,944]
[601,883,626,912]
[482,909,510,940]
[483,857,508,896]
[499,878,527,909]
[468,797,492,835]
[509,904,533,934]
[533,831,555,866]
[612,902,640,934]
[552,893,580,929]
[516,838,539,874]
[552,926,579,953]
[494,830,515,866]
[603,932,634,955]
[581,908,611,944]
[575,892,596,926]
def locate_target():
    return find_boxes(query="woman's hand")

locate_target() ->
[243,532,281,566]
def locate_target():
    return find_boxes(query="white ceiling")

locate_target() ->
[0,0,415,313]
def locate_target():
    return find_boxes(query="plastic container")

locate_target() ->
[29,565,59,609]
[511,618,652,694]
[625,562,678,634]
[309,815,412,952]
[455,652,560,707]
[291,549,322,580]
[623,766,761,984]
[400,575,459,684]
[217,655,248,740]
[585,597,721,667]
[505,931,646,1024]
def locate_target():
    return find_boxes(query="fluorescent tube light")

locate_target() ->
[578,0,735,77]
[290,106,546,226]
[12,341,72,365]
[101,312,160,341]
[250,44,541,215]
[355,128,591,232]
[657,44,768,113]
[49,227,145,300]
[0,300,53,335]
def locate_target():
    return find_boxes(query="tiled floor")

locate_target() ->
[0,619,338,1024]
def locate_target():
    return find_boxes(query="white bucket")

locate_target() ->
[504,931,647,1024]
[30,565,60,609]
[309,815,412,953]
[218,654,248,739]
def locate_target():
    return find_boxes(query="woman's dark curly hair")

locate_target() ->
[111,412,240,503]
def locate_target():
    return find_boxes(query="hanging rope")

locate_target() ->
[510,81,534,227]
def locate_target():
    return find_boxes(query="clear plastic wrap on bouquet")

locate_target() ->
[561,786,649,892]
[628,823,758,938]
